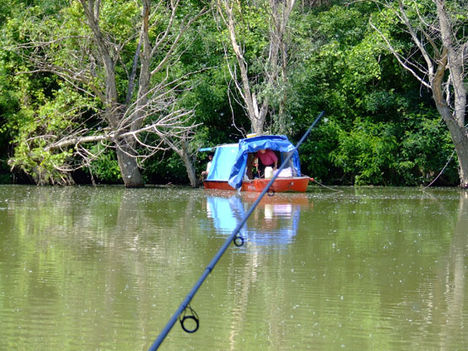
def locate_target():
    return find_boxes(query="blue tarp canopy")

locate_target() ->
[205,144,239,181]
[227,135,301,189]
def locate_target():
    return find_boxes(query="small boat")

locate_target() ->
[202,135,312,192]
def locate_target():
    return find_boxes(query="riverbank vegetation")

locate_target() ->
[0,0,466,187]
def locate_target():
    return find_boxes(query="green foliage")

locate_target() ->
[88,146,122,183]
[0,46,18,184]
[6,82,96,184]
[143,151,189,185]
[288,1,457,186]
[331,118,398,185]
[0,0,462,186]
[300,119,342,182]
[399,111,457,185]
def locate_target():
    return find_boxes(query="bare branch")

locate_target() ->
[215,0,296,133]
[370,20,432,88]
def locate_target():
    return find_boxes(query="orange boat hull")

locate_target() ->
[204,177,310,193]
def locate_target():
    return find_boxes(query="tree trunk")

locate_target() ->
[434,0,468,188]
[444,118,468,188]
[432,51,468,188]
[456,144,468,189]
[116,148,144,187]
[182,154,198,188]
[433,104,468,188]
[219,0,294,135]
[180,143,198,188]
[433,102,468,189]
[433,100,468,188]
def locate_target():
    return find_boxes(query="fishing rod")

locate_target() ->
[147,111,325,351]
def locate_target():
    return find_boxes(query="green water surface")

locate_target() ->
[0,185,466,350]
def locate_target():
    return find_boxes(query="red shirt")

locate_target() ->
[257,149,278,166]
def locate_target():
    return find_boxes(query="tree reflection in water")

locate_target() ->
[437,191,467,348]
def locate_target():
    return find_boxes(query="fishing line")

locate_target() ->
[147,111,324,351]
[423,149,455,188]
[309,177,343,192]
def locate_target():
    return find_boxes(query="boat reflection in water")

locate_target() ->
[204,191,311,250]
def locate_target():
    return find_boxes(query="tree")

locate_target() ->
[6,0,204,187]
[371,0,468,188]
[215,0,296,134]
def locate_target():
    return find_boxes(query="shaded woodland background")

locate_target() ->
[0,0,465,187]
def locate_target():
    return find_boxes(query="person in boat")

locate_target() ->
[252,156,259,178]
[256,149,278,178]
[201,154,213,179]
[245,154,260,179]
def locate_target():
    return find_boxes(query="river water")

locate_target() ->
[0,185,466,350]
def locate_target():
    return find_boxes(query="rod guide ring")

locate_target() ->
[234,235,244,247]
[179,306,199,333]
